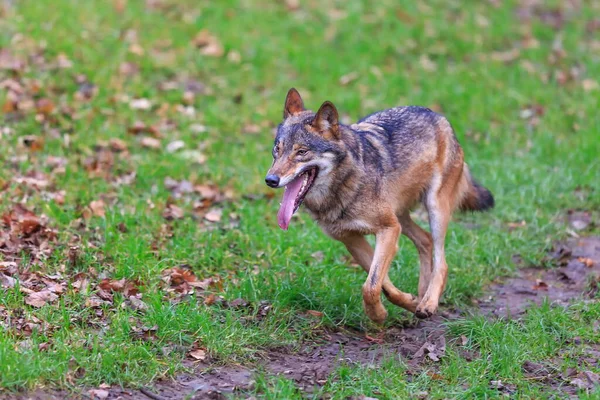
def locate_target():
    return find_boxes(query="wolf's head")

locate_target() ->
[265,88,347,230]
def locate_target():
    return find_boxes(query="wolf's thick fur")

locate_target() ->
[266,88,494,322]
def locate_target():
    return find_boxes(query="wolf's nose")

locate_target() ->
[265,174,280,188]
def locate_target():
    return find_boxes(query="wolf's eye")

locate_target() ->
[297,149,308,156]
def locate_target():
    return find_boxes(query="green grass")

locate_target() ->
[0,0,599,398]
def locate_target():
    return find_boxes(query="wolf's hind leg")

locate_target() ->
[341,231,418,322]
[398,212,434,300]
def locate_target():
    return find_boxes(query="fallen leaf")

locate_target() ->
[228,298,248,308]
[578,257,594,268]
[533,279,549,291]
[460,335,469,346]
[419,55,437,71]
[193,30,224,57]
[166,140,185,153]
[227,50,242,63]
[491,48,520,63]
[285,0,300,11]
[25,290,59,308]
[98,278,139,297]
[189,348,207,360]
[583,370,600,386]
[119,61,139,76]
[365,333,384,344]
[128,295,148,311]
[204,208,222,223]
[75,81,97,101]
[339,72,359,86]
[113,0,127,13]
[35,98,55,115]
[164,177,194,197]
[0,273,17,288]
[163,203,184,220]
[89,200,106,218]
[127,121,159,136]
[582,79,598,92]
[413,336,446,362]
[242,123,261,134]
[20,135,44,151]
[140,137,161,149]
[109,138,128,152]
[490,379,517,394]
[130,98,152,110]
[88,389,109,399]
[570,378,589,389]
[306,310,324,317]
[204,293,216,305]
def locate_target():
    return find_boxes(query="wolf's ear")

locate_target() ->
[283,88,305,119]
[312,101,339,140]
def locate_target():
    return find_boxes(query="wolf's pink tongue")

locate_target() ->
[277,175,304,230]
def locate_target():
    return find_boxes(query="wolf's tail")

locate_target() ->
[457,164,495,212]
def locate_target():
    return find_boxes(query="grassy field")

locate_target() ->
[0,0,599,398]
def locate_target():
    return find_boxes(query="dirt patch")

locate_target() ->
[8,237,600,400]
[479,236,600,317]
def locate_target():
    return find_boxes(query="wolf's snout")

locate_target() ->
[265,174,280,188]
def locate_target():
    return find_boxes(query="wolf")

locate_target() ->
[265,88,494,323]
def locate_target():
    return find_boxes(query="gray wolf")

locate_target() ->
[265,88,494,323]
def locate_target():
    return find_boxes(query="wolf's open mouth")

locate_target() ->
[277,167,318,230]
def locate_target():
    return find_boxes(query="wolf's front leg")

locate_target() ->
[362,222,401,324]
[341,233,417,314]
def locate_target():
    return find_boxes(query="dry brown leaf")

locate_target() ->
[130,98,152,110]
[113,0,127,13]
[109,138,128,152]
[227,50,241,63]
[339,72,359,86]
[491,48,520,63]
[582,79,599,92]
[89,200,106,218]
[127,121,159,136]
[578,257,594,268]
[0,273,17,288]
[21,135,44,151]
[419,55,437,71]
[285,0,300,11]
[193,30,224,57]
[166,140,185,153]
[204,293,216,305]
[119,62,139,77]
[189,348,207,360]
[35,98,55,115]
[25,290,59,308]
[88,389,109,400]
[533,279,549,291]
[128,295,148,311]
[163,203,184,220]
[306,310,324,317]
[204,208,222,223]
[98,278,139,297]
[194,184,221,200]
[140,137,161,149]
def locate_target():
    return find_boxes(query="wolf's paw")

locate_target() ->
[364,302,388,325]
[415,301,437,319]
